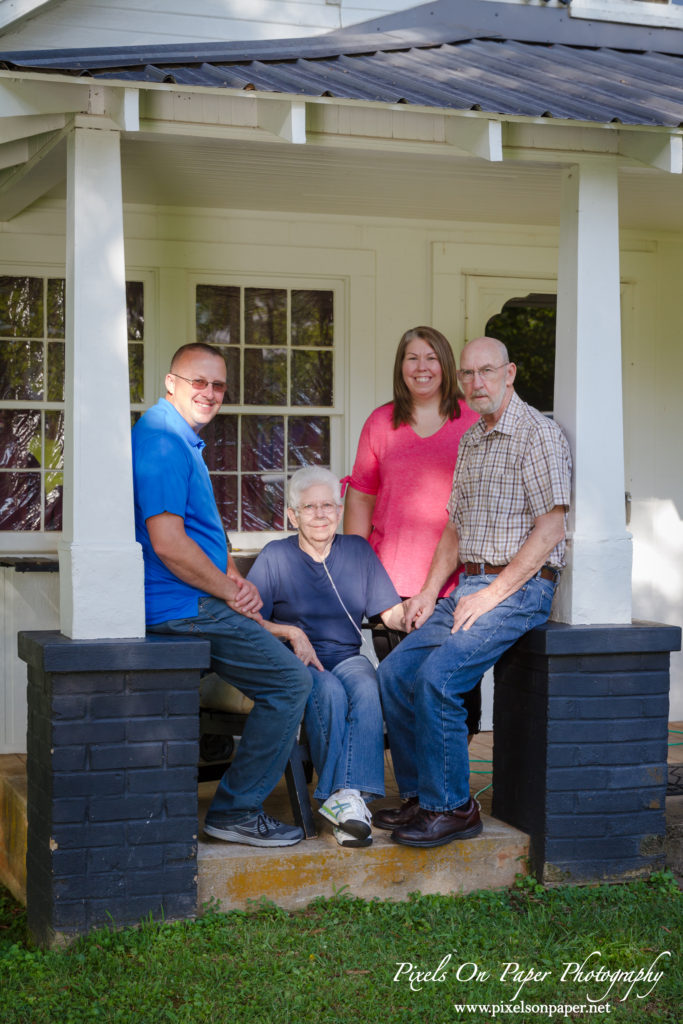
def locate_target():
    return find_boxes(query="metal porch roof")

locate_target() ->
[1,0,683,128]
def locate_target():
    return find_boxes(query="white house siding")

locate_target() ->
[0,0,418,49]
[1,199,682,751]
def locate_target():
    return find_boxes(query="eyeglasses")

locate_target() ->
[169,373,227,394]
[296,502,339,518]
[457,363,508,384]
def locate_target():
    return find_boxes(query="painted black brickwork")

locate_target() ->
[18,631,210,946]
[492,621,681,884]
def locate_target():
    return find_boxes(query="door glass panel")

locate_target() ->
[485,294,556,414]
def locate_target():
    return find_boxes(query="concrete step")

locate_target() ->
[197,807,529,911]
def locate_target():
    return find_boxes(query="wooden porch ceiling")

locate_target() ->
[37,132,683,233]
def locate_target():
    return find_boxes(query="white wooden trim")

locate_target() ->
[619,131,683,175]
[445,117,502,162]
[257,98,307,145]
[0,78,88,119]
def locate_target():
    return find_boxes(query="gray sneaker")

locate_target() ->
[204,812,304,847]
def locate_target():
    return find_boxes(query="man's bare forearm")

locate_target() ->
[147,512,262,615]
[450,506,566,633]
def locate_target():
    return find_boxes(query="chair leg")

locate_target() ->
[285,739,317,838]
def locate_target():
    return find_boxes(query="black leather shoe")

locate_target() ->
[373,796,420,831]
[391,799,483,848]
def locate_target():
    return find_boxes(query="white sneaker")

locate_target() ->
[319,789,372,840]
[333,825,372,848]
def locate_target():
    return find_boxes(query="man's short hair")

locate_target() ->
[169,342,226,371]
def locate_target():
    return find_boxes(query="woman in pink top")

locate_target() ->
[344,326,482,733]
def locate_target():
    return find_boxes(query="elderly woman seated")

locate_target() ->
[247,466,405,848]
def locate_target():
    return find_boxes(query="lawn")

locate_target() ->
[1,872,680,1024]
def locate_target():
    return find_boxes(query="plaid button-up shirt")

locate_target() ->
[447,391,572,568]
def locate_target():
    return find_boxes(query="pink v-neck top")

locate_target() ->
[348,401,479,597]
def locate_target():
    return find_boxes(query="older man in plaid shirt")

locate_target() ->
[375,336,572,848]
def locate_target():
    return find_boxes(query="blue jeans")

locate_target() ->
[378,573,556,811]
[304,655,385,803]
[148,596,311,823]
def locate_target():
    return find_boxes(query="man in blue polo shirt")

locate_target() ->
[132,342,311,847]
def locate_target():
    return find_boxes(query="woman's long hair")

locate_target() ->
[391,326,464,429]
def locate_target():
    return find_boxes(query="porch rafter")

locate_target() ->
[0,83,139,218]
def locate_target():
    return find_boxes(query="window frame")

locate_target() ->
[187,272,346,551]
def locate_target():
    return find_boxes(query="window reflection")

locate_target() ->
[241,416,285,472]
[291,290,333,347]
[288,416,330,467]
[0,277,43,338]
[0,473,41,530]
[244,348,287,405]
[0,341,43,401]
[242,475,284,531]
[245,288,286,347]
[291,350,333,406]
[0,275,144,532]
[196,284,240,346]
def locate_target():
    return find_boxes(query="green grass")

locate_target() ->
[1,873,680,1024]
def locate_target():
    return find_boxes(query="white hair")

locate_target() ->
[288,467,341,509]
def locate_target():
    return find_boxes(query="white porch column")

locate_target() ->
[552,159,632,625]
[59,126,145,639]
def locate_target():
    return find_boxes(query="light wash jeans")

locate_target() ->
[304,654,385,803]
[148,596,311,824]
[378,573,556,811]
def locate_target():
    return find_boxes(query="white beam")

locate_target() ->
[445,117,502,162]
[0,112,65,144]
[619,131,682,174]
[59,126,145,639]
[87,86,140,132]
[0,78,88,118]
[257,98,306,144]
[0,137,26,169]
[553,159,632,625]
[0,127,65,219]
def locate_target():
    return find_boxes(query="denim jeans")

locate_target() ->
[378,573,556,811]
[304,655,385,803]
[148,596,311,823]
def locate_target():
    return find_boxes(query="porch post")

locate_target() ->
[59,126,145,639]
[552,158,632,625]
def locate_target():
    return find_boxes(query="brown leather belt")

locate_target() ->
[463,562,559,582]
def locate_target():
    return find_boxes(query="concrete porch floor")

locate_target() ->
[3,726,683,914]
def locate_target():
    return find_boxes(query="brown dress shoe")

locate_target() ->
[391,798,483,848]
[373,796,420,831]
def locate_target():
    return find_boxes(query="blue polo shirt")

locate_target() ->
[247,534,399,670]
[132,398,228,625]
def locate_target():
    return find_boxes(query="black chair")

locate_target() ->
[199,674,316,838]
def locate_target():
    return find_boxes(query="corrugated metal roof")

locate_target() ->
[1,0,683,128]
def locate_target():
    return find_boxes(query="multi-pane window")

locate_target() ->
[0,275,144,534]
[196,284,335,532]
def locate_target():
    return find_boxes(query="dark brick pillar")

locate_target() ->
[492,621,681,885]
[18,631,210,946]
